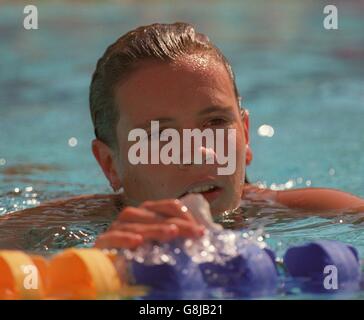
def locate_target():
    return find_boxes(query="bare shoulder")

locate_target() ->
[0,193,123,224]
[241,184,278,202]
[0,193,124,249]
[242,184,364,211]
[275,187,364,211]
[38,193,123,209]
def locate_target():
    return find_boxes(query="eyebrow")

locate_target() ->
[198,105,234,116]
[134,118,175,130]
[134,105,234,130]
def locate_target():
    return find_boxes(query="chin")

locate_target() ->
[212,194,241,215]
[209,199,231,215]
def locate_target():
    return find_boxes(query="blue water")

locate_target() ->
[0,0,364,299]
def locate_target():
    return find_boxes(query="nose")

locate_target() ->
[178,146,217,169]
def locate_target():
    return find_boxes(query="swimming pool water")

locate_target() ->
[0,0,364,299]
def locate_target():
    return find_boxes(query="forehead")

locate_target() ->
[114,54,237,129]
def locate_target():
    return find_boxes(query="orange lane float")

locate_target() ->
[47,248,122,299]
[0,248,146,300]
[0,250,47,299]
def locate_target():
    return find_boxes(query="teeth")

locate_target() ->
[187,185,216,194]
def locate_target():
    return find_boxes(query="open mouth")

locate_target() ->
[179,184,222,202]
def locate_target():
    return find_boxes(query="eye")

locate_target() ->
[147,128,166,140]
[147,131,161,139]
[204,117,230,127]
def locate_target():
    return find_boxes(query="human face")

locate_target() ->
[113,54,248,215]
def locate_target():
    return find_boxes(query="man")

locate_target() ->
[1,22,363,251]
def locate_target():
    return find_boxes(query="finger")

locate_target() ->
[164,218,205,238]
[141,199,196,223]
[94,230,143,249]
[112,223,180,242]
[117,207,164,224]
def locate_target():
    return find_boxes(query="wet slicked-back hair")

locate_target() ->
[89,22,241,149]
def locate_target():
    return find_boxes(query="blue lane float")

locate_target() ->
[128,234,279,299]
[283,240,362,293]
[199,243,278,297]
[126,238,362,298]
[130,247,207,299]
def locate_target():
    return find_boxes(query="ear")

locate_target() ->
[92,139,122,191]
[241,109,253,166]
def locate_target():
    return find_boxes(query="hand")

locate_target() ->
[94,199,205,249]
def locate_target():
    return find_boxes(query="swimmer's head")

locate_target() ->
[89,22,253,214]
